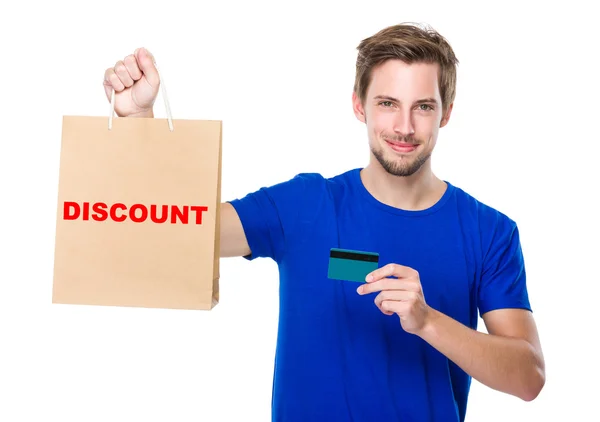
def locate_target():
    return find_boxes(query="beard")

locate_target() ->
[371,133,431,177]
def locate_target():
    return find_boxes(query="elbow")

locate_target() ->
[521,378,544,402]
[520,357,546,402]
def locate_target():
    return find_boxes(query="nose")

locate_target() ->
[392,109,415,137]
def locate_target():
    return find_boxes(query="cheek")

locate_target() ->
[415,115,440,138]
[368,111,393,135]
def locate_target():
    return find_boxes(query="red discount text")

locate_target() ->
[63,201,209,224]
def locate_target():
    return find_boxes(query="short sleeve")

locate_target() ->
[227,173,325,263]
[478,215,532,316]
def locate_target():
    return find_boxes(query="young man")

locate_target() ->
[104,23,545,422]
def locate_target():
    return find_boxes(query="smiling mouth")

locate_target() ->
[385,140,418,153]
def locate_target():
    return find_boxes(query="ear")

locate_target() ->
[352,91,366,123]
[439,102,453,128]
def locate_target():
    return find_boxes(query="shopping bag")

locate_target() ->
[52,83,222,311]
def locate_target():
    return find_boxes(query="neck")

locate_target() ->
[360,159,447,211]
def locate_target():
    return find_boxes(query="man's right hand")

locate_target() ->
[103,47,160,118]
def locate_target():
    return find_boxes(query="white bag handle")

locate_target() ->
[108,59,174,131]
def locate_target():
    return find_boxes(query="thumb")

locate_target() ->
[135,47,160,88]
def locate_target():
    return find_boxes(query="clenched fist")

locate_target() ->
[103,47,160,118]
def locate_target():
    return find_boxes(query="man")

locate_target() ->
[103,23,545,422]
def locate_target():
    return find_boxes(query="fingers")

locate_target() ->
[134,47,160,88]
[123,54,142,80]
[104,64,128,93]
[374,290,418,316]
[114,60,134,88]
[380,300,411,316]
[103,48,158,93]
[357,277,419,295]
[376,291,411,315]
[104,67,124,93]
[374,290,417,309]
[366,263,416,282]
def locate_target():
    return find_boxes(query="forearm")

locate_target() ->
[417,308,545,401]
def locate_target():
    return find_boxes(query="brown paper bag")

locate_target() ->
[52,113,222,311]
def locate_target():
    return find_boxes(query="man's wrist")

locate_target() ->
[128,109,154,118]
[416,306,441,339]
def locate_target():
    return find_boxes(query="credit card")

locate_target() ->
[327,248,379,283]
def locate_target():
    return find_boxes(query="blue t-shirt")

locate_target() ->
[228,168,531,422]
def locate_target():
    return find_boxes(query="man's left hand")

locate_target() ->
[357,263,433,335]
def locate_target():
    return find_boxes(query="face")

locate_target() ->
[352,60,453,177]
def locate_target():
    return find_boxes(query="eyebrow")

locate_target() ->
[374,95,439,106]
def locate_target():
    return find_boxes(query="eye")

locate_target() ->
[379,101,394,107]
[418,104,434,111]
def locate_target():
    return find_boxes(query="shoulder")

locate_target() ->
[449,186,532,314]
[228,169,354,222]
[450,183,522,265]
[251,172,330,205]
[256,169,356,201]
[451,183,518,231]
[284,171,331,190]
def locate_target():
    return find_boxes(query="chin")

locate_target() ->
[372,145,430,177]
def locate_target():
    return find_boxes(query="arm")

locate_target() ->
[360,264,545,401]
[359,217,545,402]
[224,173,326,263]
[103,49,308,261]
[417,307,545,401]
[219,202,251,258]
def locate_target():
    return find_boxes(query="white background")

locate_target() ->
[1,0,598,420]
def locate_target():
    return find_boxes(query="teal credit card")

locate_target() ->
[327,248,379,283]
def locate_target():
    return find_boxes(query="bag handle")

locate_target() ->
[108,59,174,132]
